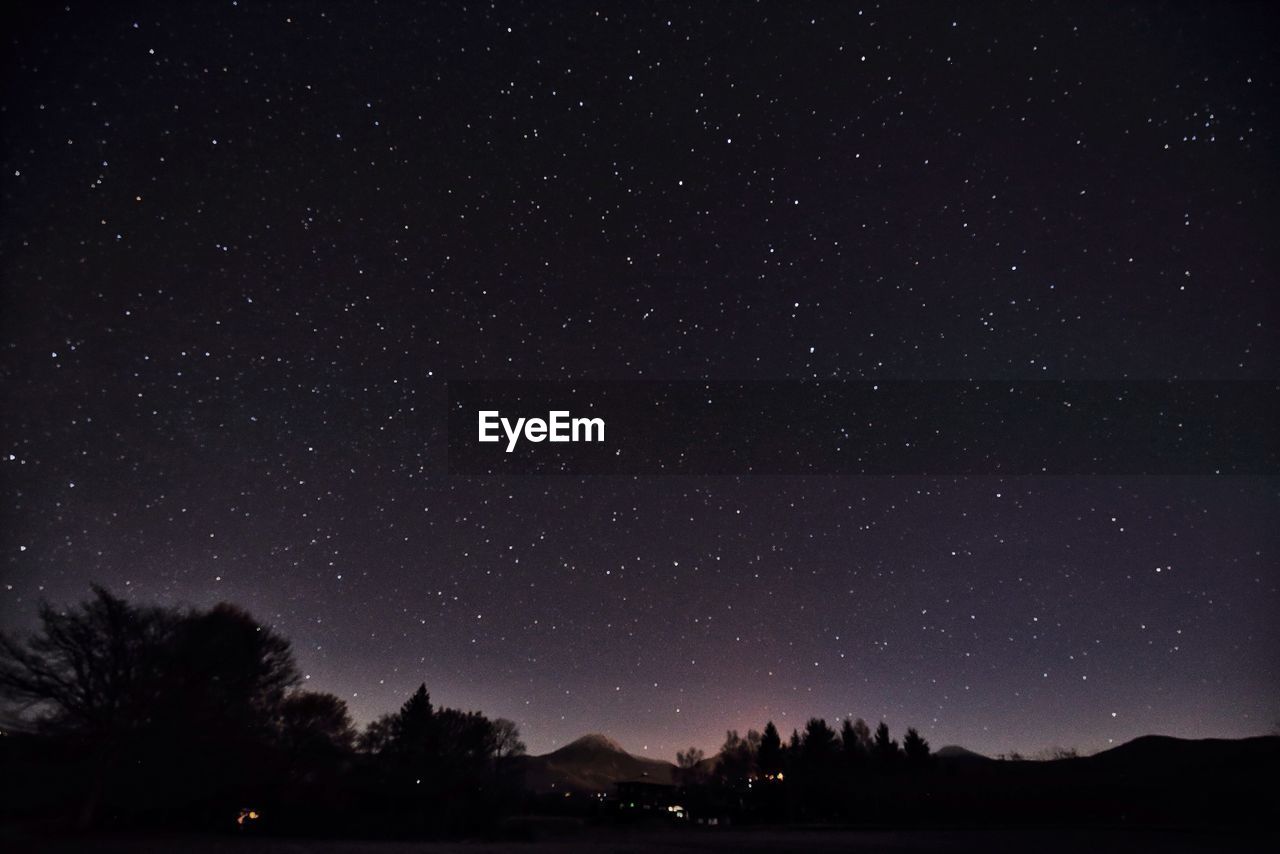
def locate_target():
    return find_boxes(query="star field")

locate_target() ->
[1,1,1277,758]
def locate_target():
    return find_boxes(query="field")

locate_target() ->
[19,826,1279,854]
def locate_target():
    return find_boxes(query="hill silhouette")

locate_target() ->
[1086,733,1278,769]
[514,731,1280,799]
[516,733,677,793]
[934,744,992,762]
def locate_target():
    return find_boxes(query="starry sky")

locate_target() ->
[1,1,1277,759]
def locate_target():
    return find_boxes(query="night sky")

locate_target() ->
[2,2,1277,760]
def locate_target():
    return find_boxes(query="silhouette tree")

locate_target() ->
[386,684,435,756]
[840,718,858,751]
[852,718,873,751]
[802,718,839,763]
[161,602,300,739]
[873,721,901,766]
[758,721,784,778]
[435,707,502,767]
[676,745,706,786]
[146,602,302,816]
[359,683,521,832]
[903,727,931,766]
[795,718,841,816]
[0,586,303,827]
[363,684,513,770]
[368,683,440,800]
[359,712,397,754]
[273,689,357,822]
[716,729,757,785]
[278,690,357,757]
[677,746,705,768]
[0,585,173,741]
[491,718,526,760]
[840,717,870,767]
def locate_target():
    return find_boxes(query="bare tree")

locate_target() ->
[676,745,706,785]
[677,746,705,768]
[0,586,302,826]
[0,585,173,739]
[491,717,526,759]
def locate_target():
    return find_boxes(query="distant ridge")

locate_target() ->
[1084,733,1280,769]
[513,732,1280,795]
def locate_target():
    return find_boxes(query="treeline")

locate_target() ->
[3,588,1275,837]
[0,587,524,836]
[669,716,1278,830]
[673,717,935,823]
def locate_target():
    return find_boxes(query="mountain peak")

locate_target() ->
[935,745,990,761]
[558,733,627,754]
[522,733,676,793]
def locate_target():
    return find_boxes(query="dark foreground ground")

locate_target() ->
[11,826,1278,854]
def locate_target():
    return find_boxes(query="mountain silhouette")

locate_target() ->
[1080,733,1279,778]
[512,732,1280,798]
[516,733,677,793]
[548,733,629,757]
[934,744,992,762]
